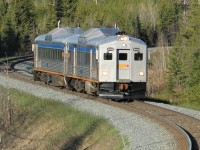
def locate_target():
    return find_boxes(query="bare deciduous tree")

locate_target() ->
[0,53,14,147]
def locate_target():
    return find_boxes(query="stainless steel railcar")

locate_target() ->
[32,27,147,100]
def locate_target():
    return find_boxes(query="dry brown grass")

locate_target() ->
[0,87,126,150]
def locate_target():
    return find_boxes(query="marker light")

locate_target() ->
[119,35,129,41]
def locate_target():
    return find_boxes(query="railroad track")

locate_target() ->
[2,57,199,150]
[94,101,195,150]
[0,55,33,73]
[130,101,200,150]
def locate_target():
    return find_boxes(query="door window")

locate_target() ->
[119,53,127,60]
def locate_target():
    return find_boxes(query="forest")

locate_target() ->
[0,0,199,105]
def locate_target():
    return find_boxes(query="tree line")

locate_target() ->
[167,1,200,104]
[0,0,184,56]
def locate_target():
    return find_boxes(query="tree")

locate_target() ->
[0,0,197,57]
[55,0,63,21]
[158,0,181,46]
[0,0,8,24]
[11,0,36,54]
[168,0,200,103]
[46,0,57,31]
[0,0,9,56]
[1,17,17,56]
[0,33,2,56]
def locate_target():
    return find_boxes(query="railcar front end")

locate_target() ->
[98,35,147,100]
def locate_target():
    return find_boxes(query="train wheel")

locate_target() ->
[77,80,85,92]
[74,80,84,92]
[41,73,47,84]
[33,71,40,81]
[68,79,75,90]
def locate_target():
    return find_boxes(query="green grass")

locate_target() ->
[148,90,200,111]
[0,87,127,150]
[0,56,16,61]
[177,102,200,111]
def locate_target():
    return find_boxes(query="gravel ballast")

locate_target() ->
[0,73,176,150]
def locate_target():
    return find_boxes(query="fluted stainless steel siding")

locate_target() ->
[41,59,64,73]
[68,51,74,75]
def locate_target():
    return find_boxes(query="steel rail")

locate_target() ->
[109,102,192,150]
[130,101,200,150]
[0,55,33,64]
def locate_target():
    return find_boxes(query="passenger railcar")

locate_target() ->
[32,27,147,100]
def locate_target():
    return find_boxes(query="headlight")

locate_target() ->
[102,71,108,76]
[122,43,127,47]
[139,72,144,76]
[119,35,129,41]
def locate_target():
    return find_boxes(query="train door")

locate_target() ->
[117,49,130,80]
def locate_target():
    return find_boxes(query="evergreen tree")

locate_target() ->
[187,2,200,103]
[62,0,78,26]
[0,0,8,21]
[46,0,57,31]
[0,0,8,31]
[11,0,36,54]
[168,0,200,103]
[158,0,181,45]
[55,0,63,21]
[1,17,17,56]
[132,15,141,38]
[0,33,2,56]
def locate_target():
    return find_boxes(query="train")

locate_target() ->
[32,27,147,100]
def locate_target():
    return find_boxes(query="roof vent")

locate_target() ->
[45,34,52,41]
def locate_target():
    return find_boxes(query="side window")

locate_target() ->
[50,50,53,59]
[53,50,56,60]
[104,53,112,60]
[44,48,46,58]
[134,52,143,61]
[119,53,127,60]
[47,49,50,59]
[39,48,43,58]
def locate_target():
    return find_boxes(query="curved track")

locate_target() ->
[130,101,200,150]
[0,55,33,73]
[96,100,193,150]
[3,56,199,150]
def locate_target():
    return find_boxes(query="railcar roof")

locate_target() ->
[78,28,146,46]
[35,27,146,47]
[79,28,120,41]
[85,34,146,47]
[35,27,83,44]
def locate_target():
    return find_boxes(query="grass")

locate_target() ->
[0,56,16,61]
[147,86,200,111]
[0,87,127,150]
[177,102,200,111]
[147,91,200,111]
